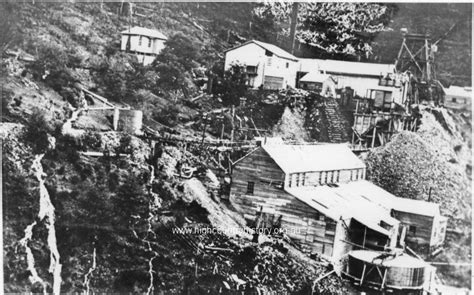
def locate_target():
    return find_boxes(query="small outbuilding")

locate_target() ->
[443,85,472,110]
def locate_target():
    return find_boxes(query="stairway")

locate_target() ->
[323,97,351,143]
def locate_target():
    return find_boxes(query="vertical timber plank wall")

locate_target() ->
[230,147,337,258]
[392,211,434,248]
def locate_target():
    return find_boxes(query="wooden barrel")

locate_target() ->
[347,250,427,290]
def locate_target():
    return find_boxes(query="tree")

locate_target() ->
[212,62,248,106]
[254,2,392,59]
[152,33,201,91]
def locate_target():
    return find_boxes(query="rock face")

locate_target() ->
[272,107,310,142]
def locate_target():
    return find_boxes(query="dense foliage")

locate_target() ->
[254,2,392,58]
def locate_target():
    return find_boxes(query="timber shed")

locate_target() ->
[230,143,447,265]
[348,181,448,251]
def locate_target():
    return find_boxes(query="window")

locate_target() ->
[319,172,323,184]
[139,36,143,46]
[148,38,152,47]
[286,62,289,68]
[265,50,273,57]
[301,173,306,186]
[408,225,417,235]
[324,171,329,184]
[452,97,457,103]
[336,170,340,182]
[246,182,255,194]
[288,175,292,188]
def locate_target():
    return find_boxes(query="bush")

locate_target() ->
[23,108,52,154]
[152,105,181,127]
[82,131,102,150]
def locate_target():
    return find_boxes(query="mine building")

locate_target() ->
[230,143,447,267]
[121,26,168,65]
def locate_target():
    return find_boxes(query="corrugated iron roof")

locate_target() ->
[225,40,298,61]
[444,85,472,99]
[299,72,329,83]
[337,180,441,217]
[262,143,365,174]
[286,184,398,236]
[121,26,168,40]
[314,59,395,77]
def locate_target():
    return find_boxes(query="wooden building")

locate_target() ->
[230,143,400,267]
[326,180,448,252]
[230,143,447,266]
[224,40,299,89]
[443,85,472,110]
[121,26,168,65]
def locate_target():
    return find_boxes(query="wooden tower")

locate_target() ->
[395,32,436,82]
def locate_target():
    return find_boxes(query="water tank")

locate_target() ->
[347,250,428,290]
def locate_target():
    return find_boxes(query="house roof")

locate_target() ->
[317,59,395,77]
[338,180,441,217]
[286,184,399,236]
[225,40,298,61]
[299,72,329,83]
[443,85,472,99]
[262,143,365,174]
[121,26,168,40]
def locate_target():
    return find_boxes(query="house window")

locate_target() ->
[265,50,273,56]
[286,62,289,68]
[301,173,306,186]
[139,36,143,46]
[295,173,300,187]
[324,171,329,184]
[452,97,457,103]
[336,170,340,182]
[288,175,292,188]
[246,182,255,194]
[409,225,417,235]
[148,38,152,47]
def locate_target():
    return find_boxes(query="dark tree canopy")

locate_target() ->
[212,62,249,106]
[254,2,392,58]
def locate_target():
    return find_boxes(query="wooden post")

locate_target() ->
[371,126,377,148]
[230,105,235,143]
[381,268,387,289]
[360,263,367,285]
[363,226,367,248]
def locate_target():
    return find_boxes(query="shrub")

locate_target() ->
[82,131,102,150]
[23,108,52,154]
[152,105,181,127]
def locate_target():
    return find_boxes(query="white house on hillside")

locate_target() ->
[121,26,168,66]
[224,40,299,90]
[443,85,472,110]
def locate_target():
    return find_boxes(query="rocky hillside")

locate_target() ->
[2,1,472,293]
[366,107,472,288]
